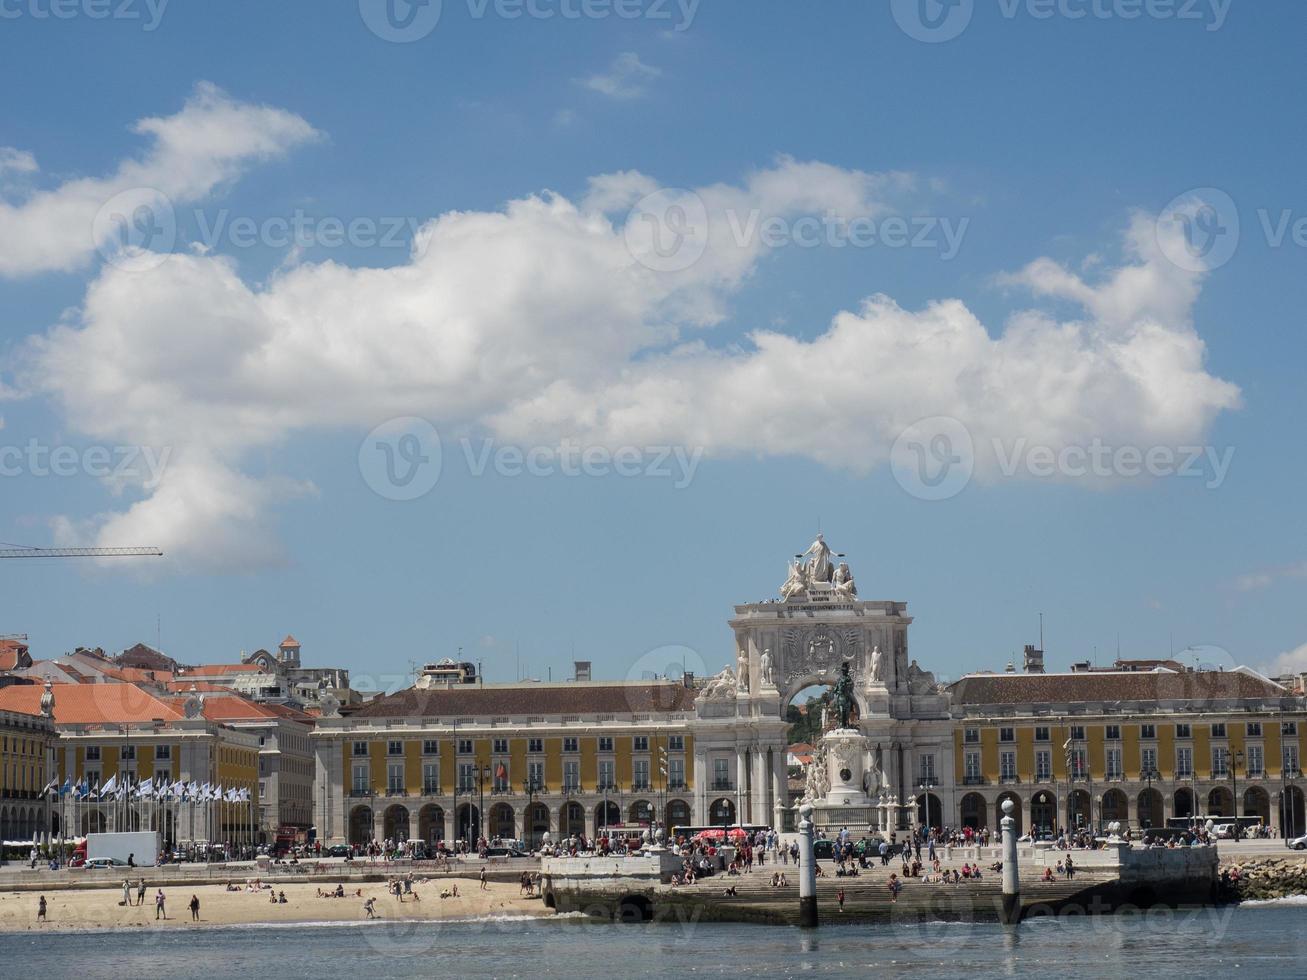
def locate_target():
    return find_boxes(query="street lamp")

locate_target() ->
[522,775,539,848]
[476,764,490,847]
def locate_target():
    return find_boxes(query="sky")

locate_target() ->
[1,0,1304,692]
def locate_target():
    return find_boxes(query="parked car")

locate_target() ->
[325,844,352,858]
[80,857,122,870]
[1288,834,1307,850]
[482,845,528,858]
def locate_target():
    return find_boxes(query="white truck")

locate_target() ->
[86,831,160,868]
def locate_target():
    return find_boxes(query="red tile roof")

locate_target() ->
[181,664,266,677]
[0,639,30,672]
[280,635,300,648]
[948,669,1290,706]
[0,683,184,724]
[345,682,696,719]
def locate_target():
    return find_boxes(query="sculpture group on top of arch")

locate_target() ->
[780,533,857,602]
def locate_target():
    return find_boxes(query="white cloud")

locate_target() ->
[1264,643,1307,676]
[19,137,1239,570]
[0,82,318,278]
[0,147,39,179]
[580,52,661,99]
[1234,562,1307,592]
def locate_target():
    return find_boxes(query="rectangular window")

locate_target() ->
[387,762,404,793]
[352,764,369,794]
[85,746,101,761]
[1034,726,1050,743]
[387,740,404,756]
[598,760,615,790]
[564,760,580,791]
[964,751,981,783]
[422,740,439,755]
[999,727,1015,743]
[563,737,579,753]
[1141,724,1156,740]
[120,745,136,760]
[964,728,979,744]
[667,735,685,751]
[918,754,936,782]
[1141,746,1158,776]
[1070,725,1086,741]
[633,736,649,752]
[1105,725,1121,741]
[1211,723,1227,739]
[1070,748,1087,779]
[352,741,368,756]
[1176,746,1193,778]
[457,739,474,755]
[713,758,731,790]
[1246,722,1262,738]
[527,761,545,790]
[457,763,476,792]
[1285,745,1301,776]
[155,745,171,760]
[598,736,614,752]
[633,759,650,789]
[1106,747,1122,780]
[1212,746,1229,778]
[1284,722,1298,737]
[422,762,439,794]
[1000,751,1017,782]
[85,769,100,791]
[492,738,509,754]
[1176,724,1191,739]
[528,738,544,754]
[1036,749,1051,782]
[669,758,685,789]
[1247,744,1264,777]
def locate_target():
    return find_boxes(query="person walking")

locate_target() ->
[122,878,132,907]
[888,873,902,903]
[480,866,488,891]
[137,878,146,907]
[837,887,845,912]
[189,894,200,921]
[155,889,167,920]
[1065,855,1075,880]
[37,895,47,922]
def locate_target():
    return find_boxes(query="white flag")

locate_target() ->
[100,774,118,797]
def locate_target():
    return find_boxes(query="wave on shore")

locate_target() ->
[1239,894,1307,908]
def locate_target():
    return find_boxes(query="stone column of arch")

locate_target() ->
[693,748,707,825]
[736,749,749,823]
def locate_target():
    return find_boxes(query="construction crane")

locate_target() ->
[0,545,163,559]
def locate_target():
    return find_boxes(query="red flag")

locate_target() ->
[495,762,507,780]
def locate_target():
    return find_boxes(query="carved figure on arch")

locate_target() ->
[696,666,738,702]
[780,560,810,601]
[759,647,775,688]
[736,648,750,693]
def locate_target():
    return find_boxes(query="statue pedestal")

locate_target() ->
[808,729,877,832]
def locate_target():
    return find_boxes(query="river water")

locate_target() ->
[2,901,1305,978]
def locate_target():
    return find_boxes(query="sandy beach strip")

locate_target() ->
[0,878,549,932]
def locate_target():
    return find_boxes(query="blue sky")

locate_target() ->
[1,0,1304,690]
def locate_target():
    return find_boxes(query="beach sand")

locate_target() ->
[0,877,548,932]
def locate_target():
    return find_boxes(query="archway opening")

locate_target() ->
[383,804,410,842]
[1102,789,1129,827]
[595,800,620,833]
[489,802,516,841]
[560,801,585,838]
[1208,787,1233,818]
[709,798,736,826]
[1137,788,1163,830]
[1243,786,1270,827]
[526,802,550,848]
[1280,786,1305,838]
[1067,789,1091,830]
[960,792,986,830]
[1174,788,1195,821]
[348,805,372,845]
[665,799,691,833]
[916,792,942,830]
[418,804,445,844]
[1031,790,1056,835]
[456,803,481,843]
[629,799,654,827]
